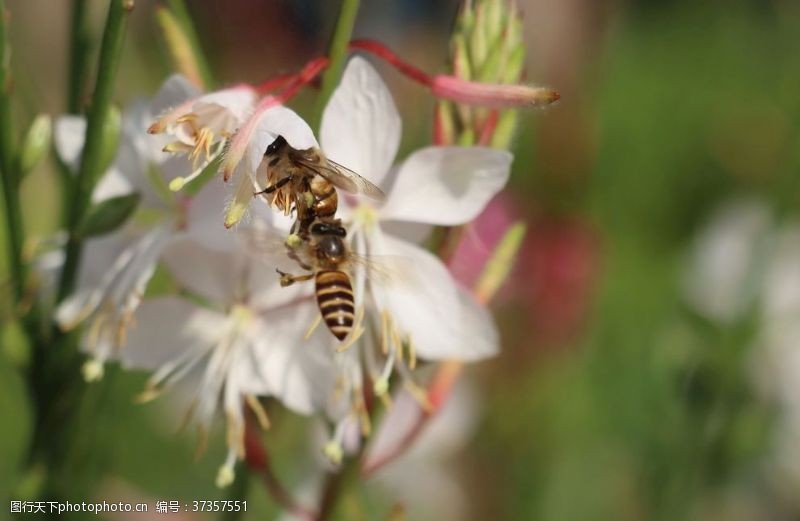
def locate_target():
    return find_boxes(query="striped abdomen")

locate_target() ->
[315,270,355,341]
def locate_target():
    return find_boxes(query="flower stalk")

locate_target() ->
[67,0,92,113]
[0,0,26,305]
[313,0,360,128]
[18,0,133,504]
[57,0,133,303]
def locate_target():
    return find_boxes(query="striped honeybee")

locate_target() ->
[243,219,403,344]
[255,136,385,233]
[277,217,360,341]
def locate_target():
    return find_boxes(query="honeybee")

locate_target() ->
[277,217,358,341]
[255,135,385,233]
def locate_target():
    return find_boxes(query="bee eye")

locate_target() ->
[311,223,329,235]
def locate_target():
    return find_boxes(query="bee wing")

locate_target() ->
[291,155,386,202]
[345,252,416,286]
[236,227,301,272]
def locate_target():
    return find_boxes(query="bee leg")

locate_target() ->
[276,269,313,287]
[254,175,293,197]
[284,246,312,271]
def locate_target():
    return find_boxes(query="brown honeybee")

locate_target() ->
[255,136,385,233]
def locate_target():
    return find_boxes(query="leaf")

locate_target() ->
[78,193,141,238]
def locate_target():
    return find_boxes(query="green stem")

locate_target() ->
[57,0,132,303]
[220,467,250,521]
[166,0,215,89]
[67,0,92,114]
[0,0,26,303]
[312,0,360,128]
[317,457,360,521]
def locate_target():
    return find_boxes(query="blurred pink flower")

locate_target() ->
[447,192,520,295]
[519,216,598,345]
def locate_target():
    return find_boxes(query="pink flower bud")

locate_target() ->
[431,75,560,108]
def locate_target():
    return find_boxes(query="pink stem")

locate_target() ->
[244,419,317,520]
[477,109,500,146]
[347,39,433,87]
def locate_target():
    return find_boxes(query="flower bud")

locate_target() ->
[491,110,518,149]
[97,105,121,177]
[436,0,541,146]
[474,221,527,304]
[18,114,52,177]
[155,6,204,89]
[432,75,560,109]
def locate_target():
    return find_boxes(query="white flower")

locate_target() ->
[749,223,800,491]
[366,383,479,521]
[122,237,335,486]
[280,382,479,521]
[312,57,509,432]
[682,198,773,323]
[53,76,238,375]
[148,76,258,191]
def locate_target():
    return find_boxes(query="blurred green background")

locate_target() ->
[2,0,800,519]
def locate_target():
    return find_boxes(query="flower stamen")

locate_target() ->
[215,449,237,488]
[246,394,271,430]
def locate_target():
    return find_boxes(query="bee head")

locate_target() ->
[310,220,347,264]
[265,135,287,156]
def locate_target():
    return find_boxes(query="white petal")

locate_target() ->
[53,115,87,172]
[762,224,800,320]
[683,198,772,323]
[160,237,242,303]
[244,106,318,178]
[76,229,140,289]
[253,302,336,414]
[56,228,153,328]
[150,74,202,117]
[379,147,512,225]
[247,261,314,310]
[380,221,433,246]
[194,86,257,126]
[369,381,478,464]
[369,383,478,521]
[121,296,227,371]
[455,287,500,361]
[90,166,134,203]
[320,56,401,187]
[370,232,464,361]
[55,287,101,330]
[186,176,235,251]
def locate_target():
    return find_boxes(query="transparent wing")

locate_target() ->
[236,227,301,273]
[344,251,415,287]
[290,153,386,201]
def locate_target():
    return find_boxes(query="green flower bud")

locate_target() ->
[18,114,52,177]
[474,221,527,303]
[490,110,518,149]
[155,6,204,89]
[446,0,530,147]
[97,104,121,177]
